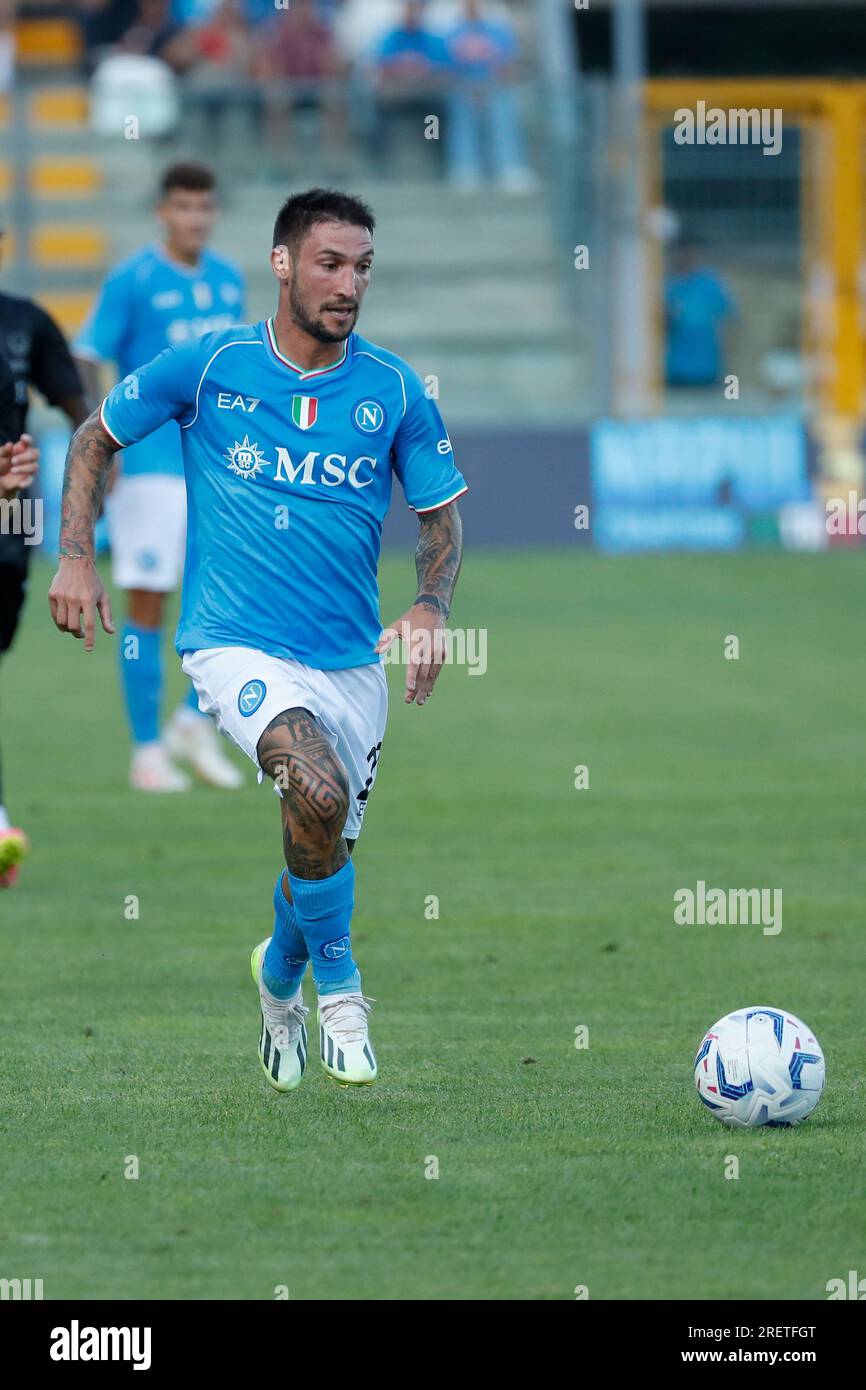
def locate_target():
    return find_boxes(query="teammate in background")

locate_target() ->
[0,253,90,886]
[73,161,246,793]
[50,188,466,1088]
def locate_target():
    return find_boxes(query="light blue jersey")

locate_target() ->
[100,320,468,669]
[75,244,245,476]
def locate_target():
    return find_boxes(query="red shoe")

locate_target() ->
[0,829,29,887]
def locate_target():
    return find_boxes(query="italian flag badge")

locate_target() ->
[291,395,319,430]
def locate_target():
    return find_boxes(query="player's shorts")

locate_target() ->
[0,564,27,654]
[181,646,388,841]
[105,474,186,593]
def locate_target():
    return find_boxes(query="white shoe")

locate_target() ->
[166,712,244,790]
[130,742,192,793]
[318,992,377,1086]
[250,939,309,1092]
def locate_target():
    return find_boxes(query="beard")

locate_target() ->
[289,274,357,343]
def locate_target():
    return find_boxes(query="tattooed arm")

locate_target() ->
[376,500,464,706]
[47,410,119,650]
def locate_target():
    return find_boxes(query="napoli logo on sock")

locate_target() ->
[322,935,351,960]
[238,679,266,717]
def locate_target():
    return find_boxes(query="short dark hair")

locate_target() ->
[272,188,375,255]
[159,162,217,199]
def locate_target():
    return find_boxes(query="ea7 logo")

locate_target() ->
[217,392,260,413]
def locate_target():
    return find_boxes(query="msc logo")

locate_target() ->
[353,399,387,435]
[238,679,267,716]
[225,436,267,480]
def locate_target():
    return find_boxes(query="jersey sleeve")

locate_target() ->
[100,340,205,446]
[391,392,467,513]
[73,266,135,365]
[29,305,84,405]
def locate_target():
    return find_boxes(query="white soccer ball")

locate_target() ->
[694,1006,825,1128]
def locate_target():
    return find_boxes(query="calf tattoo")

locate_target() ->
[257,708,350,879]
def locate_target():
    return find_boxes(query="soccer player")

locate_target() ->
[73,161,246,793]
[49,188,466,1087]
[0,256,90,886]
[0,354,42,887]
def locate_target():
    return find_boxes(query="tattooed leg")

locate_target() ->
[257,707,351,880]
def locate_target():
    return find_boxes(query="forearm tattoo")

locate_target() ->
[414,502,463,617]
[59,410,120,559]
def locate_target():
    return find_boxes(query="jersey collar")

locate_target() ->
[265,317,352,381]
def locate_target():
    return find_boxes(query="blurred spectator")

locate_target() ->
[665,240,737,388]
[367,0,450,172]
[76,0,139,68]
[0,0,13,94]
[119,0,185,67]
[168,0,261,139]
[443,0,534,192]
[253,0,342,170]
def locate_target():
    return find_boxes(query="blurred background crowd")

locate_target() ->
[64,0,538,189]
[3,1,866,553]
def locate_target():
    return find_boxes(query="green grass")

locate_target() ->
[1,549,864,1300]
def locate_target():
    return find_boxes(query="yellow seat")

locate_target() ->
[31,225,107,266]
[29,87,89,128]
[29,158,103,198]
[15,19,83,67]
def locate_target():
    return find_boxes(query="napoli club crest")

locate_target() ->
[238,679,267,717]
[353,399,387,435]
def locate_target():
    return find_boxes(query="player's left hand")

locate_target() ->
[0,434,39,498]
[376,602,448,706]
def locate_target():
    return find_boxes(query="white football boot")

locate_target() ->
[250,939,309,1092]
[166,711,244,790]
[318,992,377,1086]
[130,742,191,793]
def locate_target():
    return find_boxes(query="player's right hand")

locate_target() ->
[48,558,115,652]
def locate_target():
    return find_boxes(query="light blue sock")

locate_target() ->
[288,859,361,996]
[120,623,161,745]
[263,872,309,998]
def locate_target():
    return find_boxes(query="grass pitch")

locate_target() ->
[1,549,864,1300]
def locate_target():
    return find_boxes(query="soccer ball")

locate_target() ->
[694,1006,825,1128]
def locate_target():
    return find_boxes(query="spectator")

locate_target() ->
[171,0,261,140]
[665,240,737,388]
[253,0,342,171]
[444,0,534,192]
[367,0,450,173]
[119,0,186,67]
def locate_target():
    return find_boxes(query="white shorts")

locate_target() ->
[181,646,388,840]
[105,473,187,592]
